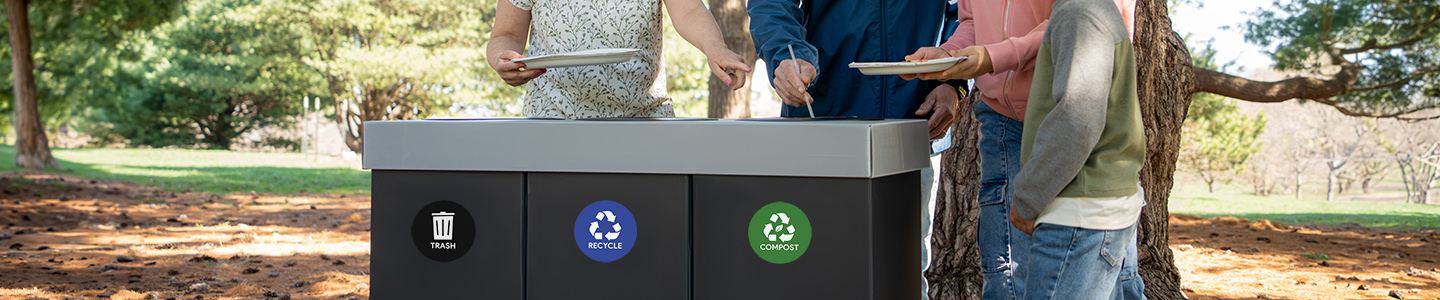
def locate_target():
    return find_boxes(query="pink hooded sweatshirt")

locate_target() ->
[940,0,1135,121]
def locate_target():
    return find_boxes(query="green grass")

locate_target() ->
[0,145,369,195]
[1300,252,1331,261]
[1169,181,1440,230]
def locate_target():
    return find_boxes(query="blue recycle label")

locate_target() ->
[573,200,637,263]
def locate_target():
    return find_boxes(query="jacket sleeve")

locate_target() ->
[1010,10,1118,221]
[983,18,1048,74]
[939,0,977,51]
[748,0,821,80]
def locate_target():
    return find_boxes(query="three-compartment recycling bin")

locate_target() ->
[364,118,929,299]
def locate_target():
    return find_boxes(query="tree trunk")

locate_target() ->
[925,97,983,300]
[1326,166,1337,201]
[4,0,57,170]
[1398,158,1415,203]
[706,0,756,119]
[1132,0,1192,297]
[1294,172,1303,200]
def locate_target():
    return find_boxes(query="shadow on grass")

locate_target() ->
[0,145,369,195]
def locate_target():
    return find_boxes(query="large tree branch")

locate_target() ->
[1194,68,1440,121]
[1193,68,1348,103]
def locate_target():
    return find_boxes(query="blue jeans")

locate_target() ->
[1024,222,1146,300]
[975,101,1029,300]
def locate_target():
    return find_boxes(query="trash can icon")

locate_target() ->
[431,212,455,241]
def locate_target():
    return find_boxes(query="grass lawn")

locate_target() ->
[0,145,369,195]
[1169,181,1440,230]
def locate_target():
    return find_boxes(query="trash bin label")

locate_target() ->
[410,200,475,262]
[748,201,812,264]
[573,200,637,263]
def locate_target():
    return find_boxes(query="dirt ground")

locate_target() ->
[0,173,370,299]
[1172,215,1439,300]
[0,173,1435,299]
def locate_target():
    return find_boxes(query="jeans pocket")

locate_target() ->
[977,178,1008,207]
[1099,230,1125,268]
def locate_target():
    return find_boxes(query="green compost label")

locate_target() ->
[748,201,812,264]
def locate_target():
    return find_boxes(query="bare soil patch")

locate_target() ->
[0,173,370,299]
[1172,215,1439,299]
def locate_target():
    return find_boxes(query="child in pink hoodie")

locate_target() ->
[901,0,1134,299]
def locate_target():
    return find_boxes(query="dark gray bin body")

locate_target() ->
[363,119,929,300]
[692,172,920,300]
[526,173,690,299]
[370,170,525,299]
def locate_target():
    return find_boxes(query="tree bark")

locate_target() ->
[1132,0,1192,298]
[925,97,983,300]
[706,0,756,119]
[4,0,57,169]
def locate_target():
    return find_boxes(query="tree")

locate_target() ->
[929,1,1440,299]
[84,0,319,149]
[3,0,49,168]
[1343,159,1390,194]
[1310,109,1374,201]
[282,0,501,153]
[1178,47,1266,193]
[1378,119,1440,204]
[706,0,755,118]
[1241,147,1284,196]
[1179,93,1265,193]
[0,0,180,167]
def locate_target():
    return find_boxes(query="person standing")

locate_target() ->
[487,0,752,119]
[748,0,960,298]
[1006,0,1145,298]
[901,0,1134,298]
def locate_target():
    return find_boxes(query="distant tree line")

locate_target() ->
[1,0,523,153]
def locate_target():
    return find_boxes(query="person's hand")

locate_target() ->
[1009,204,1036,236]
[900,47,952,80]
[918,46,993,81]
[492,50,546,86]
[916,84,960,139]
[772,59,817,107]
[706,49,753,91]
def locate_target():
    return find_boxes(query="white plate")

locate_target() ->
[849,57,967,75]
[512,48,642,69]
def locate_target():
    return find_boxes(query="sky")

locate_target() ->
[1170,1,1276,73]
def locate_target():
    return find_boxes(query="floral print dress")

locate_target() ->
[510,0,674,119]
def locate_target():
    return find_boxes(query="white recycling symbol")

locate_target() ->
[762,212,796,242]
[588,210,622,241]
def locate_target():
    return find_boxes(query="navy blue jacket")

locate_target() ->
[749,0,948,118]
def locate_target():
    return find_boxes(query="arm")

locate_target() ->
[981,19,1048,74]
[664,0,727,56]
[486,0,544,86]
[664,0,752,89]
[1010,12,1118,221]
[748,0,818,78]
[748,0,818,106]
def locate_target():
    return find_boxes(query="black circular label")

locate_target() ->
[410,200,475,262]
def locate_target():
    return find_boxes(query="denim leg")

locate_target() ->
[974,101,1026,300]
[1112,223,1147,300]
[1024,223,1137,300]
